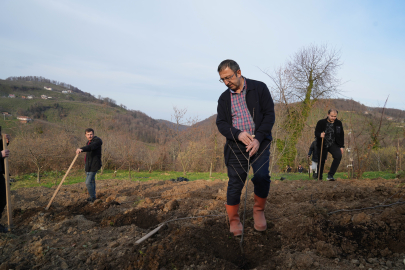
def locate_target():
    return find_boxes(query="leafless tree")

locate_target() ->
[263,44,343,168]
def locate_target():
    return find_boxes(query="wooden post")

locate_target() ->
[2,134,13,231]
[396,139,399,175]
[45,154,79,210]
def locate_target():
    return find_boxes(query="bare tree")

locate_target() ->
[263,44,342,168]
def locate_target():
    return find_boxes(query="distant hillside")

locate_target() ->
[5,76,93,98]
[0,78,169,143]
[157,119,189,131]
[195,99,405,128]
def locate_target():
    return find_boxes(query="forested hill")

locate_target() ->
[1,77,403,145]
[329,99,405,121]
[0,78,169,144]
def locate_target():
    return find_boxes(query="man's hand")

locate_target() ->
[320,132,325,138]
[238,131,253,145]
[1,149,10,158]
[76,148,83,155]
[340,148,344,155]
[246,139,260,157]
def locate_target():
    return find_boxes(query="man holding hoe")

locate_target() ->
[76,128,102,202]
[0,133,10,233]
[216,59,275,236]
[315,109,344,181]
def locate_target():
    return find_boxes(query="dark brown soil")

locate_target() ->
[1,176,405,269]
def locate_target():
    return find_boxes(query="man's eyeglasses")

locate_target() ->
[219,73,236,83]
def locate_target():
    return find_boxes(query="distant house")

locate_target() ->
[27,95,34,99]
[17,116,32,123]
[62,90,72,94]
[47,96,52,99]
[386,116,393,121]
[8,94,15,98]
[44,86,52,91]
[21,96,26,99]
[41,95,48,99]
[2,112,11,116]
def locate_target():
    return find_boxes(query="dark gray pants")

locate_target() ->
[317,143,342,179]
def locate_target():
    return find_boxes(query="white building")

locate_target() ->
[44,86,52,91]
[17,116,32,123]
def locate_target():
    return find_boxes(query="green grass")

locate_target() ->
[10,169,398,190]
[10,170,229,190]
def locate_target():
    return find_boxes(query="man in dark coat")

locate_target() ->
[315,109,344,181]
[76,128,102,202]
[216,59,275,236]
[0,134,10,233]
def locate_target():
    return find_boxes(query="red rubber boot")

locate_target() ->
[225,204,243,236]
[253,194,267,231]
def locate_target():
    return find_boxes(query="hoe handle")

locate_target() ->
[45,154,79,210]
[3,134,13,230]
[318,136,325,181]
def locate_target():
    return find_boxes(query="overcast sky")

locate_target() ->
[1,0,404,121]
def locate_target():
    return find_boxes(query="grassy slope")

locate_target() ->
[0,79,132,134]
[10,170,397,191]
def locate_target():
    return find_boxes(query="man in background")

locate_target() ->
[315,109,344,181]
[0,134,10,233]
[76,128,102,202]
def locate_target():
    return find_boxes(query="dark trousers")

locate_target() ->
[0,174,6,220]
[317,143,342,179]
[226,141,271,205]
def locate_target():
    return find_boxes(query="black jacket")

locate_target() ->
[315,118,344,149]
[81,136,103,172]
[216,78,275,164]
[308,140,319,162]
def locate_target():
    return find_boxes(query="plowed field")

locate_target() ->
[1,177,405,269]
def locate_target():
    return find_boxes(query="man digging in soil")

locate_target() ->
[315,109,344,181]
[0,133,10,233]
[216,59,275,236]
[76,128,103,202]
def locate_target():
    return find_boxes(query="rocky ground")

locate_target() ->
[1,176,405,270]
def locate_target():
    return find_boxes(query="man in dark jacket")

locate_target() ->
[315,109,344,181]
[216,59,275,236]
[0,134,10,233]
[76,128,102,202]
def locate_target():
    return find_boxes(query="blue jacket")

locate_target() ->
[216,78,275,164]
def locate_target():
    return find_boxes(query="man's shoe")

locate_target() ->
[253,195,267,231]
[327,174,335,181]
[0,224,9,233]
[225,204,243,236]
[312,173,318,179]
[86,197,96,202]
